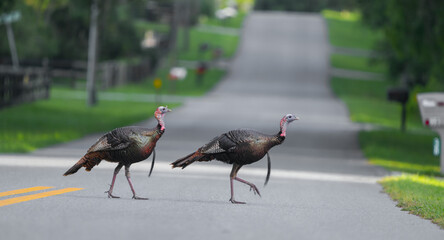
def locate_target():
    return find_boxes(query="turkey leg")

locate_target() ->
[229,164,261,204]
[125,165,148,200]
[105,163,123,198]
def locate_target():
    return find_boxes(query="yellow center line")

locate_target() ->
[0,186,54,197]
[0,188,84,207]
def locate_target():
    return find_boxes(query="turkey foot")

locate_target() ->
[235,177,261,197]
[132,195,149,200]
[229,198,246,204]
[105,191,120,199]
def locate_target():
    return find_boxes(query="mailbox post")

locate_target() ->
[417,92,444,174]
[387,87,409,131]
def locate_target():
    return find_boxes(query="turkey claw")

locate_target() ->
[249,185,261,197]
[133,195,149,200]
[105,191,120,199]
[229,198,246,204]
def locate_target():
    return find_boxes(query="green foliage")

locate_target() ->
[0,95,177,153]
[0,0,148,61]
[0,0,15,12]
[330,54,387,73]
[380,175,444,228]
[255,0,356,12]
[322,10,382,49]
[199,0,216,18]
[357,0,444,87]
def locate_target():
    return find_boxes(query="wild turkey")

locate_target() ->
[171,114,299,204]
[63,106,172,200]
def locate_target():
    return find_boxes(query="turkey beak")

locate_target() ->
[295,116,300,120]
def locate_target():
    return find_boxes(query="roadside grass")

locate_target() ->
[332,76,443,227]
[380,175,444,228]
[322,9,382,50]
[359,130,440,176]
[331,77,423,129]
[325,8,443,227]
[0,96,178,153]
[330,54,387,74]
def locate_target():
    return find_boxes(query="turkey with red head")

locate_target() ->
[63,106,172,200]
[171,114,299,204]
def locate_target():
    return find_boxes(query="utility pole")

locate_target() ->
[86,0,99,106]
[0,11,21,71]
[5,22,19,70]
[169,0,179,67]
[182,0,190,52]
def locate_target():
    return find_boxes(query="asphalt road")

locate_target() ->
[1,12,443,239]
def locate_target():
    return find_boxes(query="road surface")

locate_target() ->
[1,12,443,240]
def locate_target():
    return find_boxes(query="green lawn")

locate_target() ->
[0,97,178,153]
[325,7,444,229]
[331,77,423,129]
[360,130,440,176]
[331,54,387,74]
[177,28,239,61]
[322,9,382,49]
[107,68,226,96]
[200,12,247,28]
[380,175,444,228]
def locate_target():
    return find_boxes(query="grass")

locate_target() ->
[177,27,239,61]
[331,77,423,129]
[330,54,387,74]
[0,96,178,153]
[325,8,443,227]
[107,68,226,96]
[322,9,382,49]
[199,12,247,28]
[360,130,440,176]
[380,175,444,228]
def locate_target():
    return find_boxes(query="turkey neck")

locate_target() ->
[155,113,166,131]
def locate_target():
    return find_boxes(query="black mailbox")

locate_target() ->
[387,87,409,103]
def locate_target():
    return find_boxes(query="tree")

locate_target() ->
[358,0,444,88]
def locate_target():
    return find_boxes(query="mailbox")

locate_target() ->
[387,87,409,103]
[417,92,444,174]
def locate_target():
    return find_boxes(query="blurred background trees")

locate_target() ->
[256,0,444,90]
[357,0,444,89]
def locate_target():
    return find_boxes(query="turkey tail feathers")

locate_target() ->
[148,149,156,177]
[171,152,204,169]
[63,157,86,176]
[264,152,271,187]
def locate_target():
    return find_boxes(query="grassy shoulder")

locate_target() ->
[380,175,444,228]
[360,130,440,176]
[325,8,443,227]
[331,77,423,129]
[0,95,179,153]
